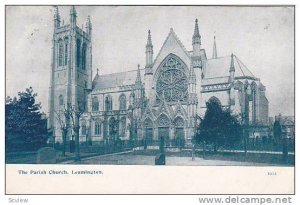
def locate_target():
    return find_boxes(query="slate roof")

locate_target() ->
[203,55,256,85]
[92,69,145,90]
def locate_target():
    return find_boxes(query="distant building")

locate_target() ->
[276,114,295,140]
[48,6,269,145]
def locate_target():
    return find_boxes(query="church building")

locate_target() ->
[48,6,269,145]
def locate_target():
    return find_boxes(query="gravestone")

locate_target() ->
[36,147,56,164]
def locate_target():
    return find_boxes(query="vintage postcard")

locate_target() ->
[5,5,295,194]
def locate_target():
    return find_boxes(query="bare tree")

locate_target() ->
[54,105,71,156]
[68,103,84,162]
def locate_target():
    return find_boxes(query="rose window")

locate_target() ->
[156,56,188,102]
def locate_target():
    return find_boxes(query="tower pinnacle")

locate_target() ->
[192,19,201,45]
[212,36,218,59]
[230,53,235,72]
[53,6,60,29]
[85,15,92,35]
[70,6,77,16]
[145,30,154,71]
[135,64,142,85]
[86,16,92,28]
[70,6,77,27]
[146,30,153,48]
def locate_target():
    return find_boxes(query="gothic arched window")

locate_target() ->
[174,117,184,127]
[174,116,185,144]
[92,96,99,111]
[59,94,64,106]
[119,94,126,110]
[129,92,135,106]
[105,95,112,111]
[64,38,68,66]
[76,39,81,68]
[156,54,188,102]
[58,40,63,67]
[157,114,170,127]
[109,117,118,138]
[81,121,86,135]
[82,43,87,70]
[144,118,153,128]
[120,117,126,137]
[94,120,101,135]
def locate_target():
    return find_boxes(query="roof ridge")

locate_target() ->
[97,68,145,78]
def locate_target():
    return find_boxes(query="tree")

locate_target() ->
[55,106,72,156]
[273,119,282,145]
[273,118,287,162]
[69,103,84,161]
[5,87,48,152]
[194,98,242,152]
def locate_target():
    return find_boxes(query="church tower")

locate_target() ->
[48,6,93,143]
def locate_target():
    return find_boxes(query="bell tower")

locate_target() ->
[48,6,92,143]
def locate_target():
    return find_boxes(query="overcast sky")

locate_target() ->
[6,6,294,117]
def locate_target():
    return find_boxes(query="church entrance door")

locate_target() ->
[174,117,185,147]
[143,118,154,147]
[145,128,153,145]
[158,127,170,146]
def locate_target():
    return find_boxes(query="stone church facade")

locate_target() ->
[48,6,269,145]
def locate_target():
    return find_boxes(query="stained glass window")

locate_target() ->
[64,38,68,66]
[119,94,126,110]
[76,39,81,67]
[105,95,112,111]
[82,43,87,70]
[81,121,86,135]
[92,96,99,111]
[156,55,188,102]
[95,120,101,135]
[120,117,126,137]
[58,41,63,67]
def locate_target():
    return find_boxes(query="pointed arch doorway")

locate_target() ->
[143,118,154,146]
[174,116,185,147]
[157,114,171,146]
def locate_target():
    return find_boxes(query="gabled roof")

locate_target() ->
[152,28,191,73]
[204,55,256,80]
[92,69,145,90]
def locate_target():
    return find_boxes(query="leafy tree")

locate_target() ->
[5,87,48,152]
[194,98,242,152]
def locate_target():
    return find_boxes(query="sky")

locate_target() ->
[6,6,294,117]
